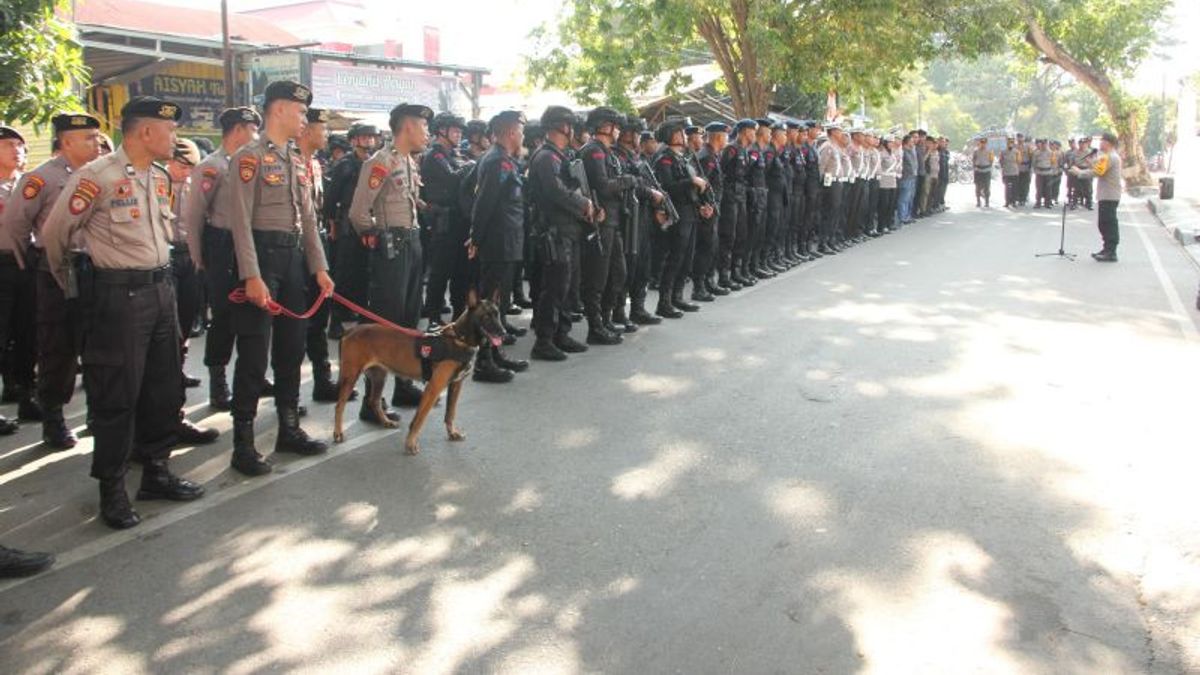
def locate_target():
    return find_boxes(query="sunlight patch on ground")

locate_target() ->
[611,443,701,501]
[622,372,694,398]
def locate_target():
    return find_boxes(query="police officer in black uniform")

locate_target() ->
[578,107,633,346]
[323,123,377,338]
[420,113,474,329]
[43,96,206,529]
[719,119,754,291]
[653,117,707,318]
[527,106,595,362]
[694,122,728,300]
[464,119,490,160]
[764,122,790,272]
[468,110,531,381]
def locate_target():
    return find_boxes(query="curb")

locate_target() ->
[1145,196,1199,246]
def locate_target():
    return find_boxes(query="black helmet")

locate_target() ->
[523,122,545,149]
[620,115,646,133]
[465,119,488,139]
[586,106,624,133]
[430,112,467,135]
[540,105,576,131]
[655,116,688,144]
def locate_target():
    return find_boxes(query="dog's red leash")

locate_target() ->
[227,287,426,338]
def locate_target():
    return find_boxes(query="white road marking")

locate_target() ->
[1135,220,1200,343]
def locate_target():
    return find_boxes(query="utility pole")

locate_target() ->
[221,0,235,106]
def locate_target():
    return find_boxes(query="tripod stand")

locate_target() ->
[1035,199,1076,260]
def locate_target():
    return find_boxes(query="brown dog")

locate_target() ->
[333,291,507,454]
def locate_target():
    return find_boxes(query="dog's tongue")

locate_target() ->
[489,335,503,347]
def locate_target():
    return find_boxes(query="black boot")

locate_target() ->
[690,280,715,302]
[629,299,662,325]
[275,407,328,456]
[137,459,205,501]
[720,270,742,292]
[672,288,700,313]
[175,417,219,445]
[230,418,272,476]
[390,378,424,407]
[554,334,589,353]
[707,278,730,296]
[601,308,622,337]
[531,338,567,361]
[586,316,623,345]
[656,294,684,319]
[0,545,54,578]
[182,371,202,388]
[209,366,231,410]
[311,361,340,403]
[0,415,16,435]
[99,478,141,530]
[611,305,638,333]
[473,348,516,382]
[360,399,402,425]
[42,408,77,451]
[494,348,530,372]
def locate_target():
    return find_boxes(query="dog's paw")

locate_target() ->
[333,431,345,443]
[383,418,400,429]
[404,443,421,456]
[447,427,465,442]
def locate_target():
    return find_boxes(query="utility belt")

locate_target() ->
[253,229,301,249]
[975,165,992,171]
[369,226,417,259]
[93,264,171,287]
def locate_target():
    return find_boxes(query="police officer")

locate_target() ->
[468,110,532,381]
[228,81,332,476]
[2,113,102,449]
[1016,134,1033,206]
[800,122,823,257]
[1068,131,1123,262]
[579,106,633,345]
[613,115,664,331]
[184,106,260,410]
[166,138,202,388]
[694,121,727,300]
[527,106,595,361]
[1073,136,1096,210]
[721,119,755,288]
[972,137,994,208]
[464,119,490,160]
[43,96,206,529]
[764,122,789,271]
[999,137,1020,208]
[818,124,847,255]
[626,126,670,324]
[746,119,771,279]
[653,117,706,318]
[1033,138,1055,209]
[323,123,378,338]
[298,107,343,402]
[783,121,811,264]
[0,125,30,434]
[420,112,474,329]
[348,103,434,407]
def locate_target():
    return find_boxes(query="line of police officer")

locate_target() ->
[993,133,1099,211]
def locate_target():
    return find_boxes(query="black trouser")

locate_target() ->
[580,225,624,321]
[1003,175,1018,206]
[83,272,182,480]
[1098,200,1120,253]
[1018,170,1031,203]
[170,246,200,359]
[691,211,717,284]
[974,171,991,204]
[935,174,948,208]
[422,211,472,321]
[231,238,309,420]
[1036,173,1054,207]
[533,228,578,340]
[719,193,745,273]
[659,213,696,295]
[845,180,863,236]
[912,174,924,216]
[1051,173,1063,203]
[305,231,332,367]
[877,187,897,229]
[601,229,629,314]
[479,260,516,316]
[332,229,369,325]
[368,228,423,328]
[201,227,237,368]
[821,183,843,244]
[765,189,785,259]
[804,181,820,244]
[747,187,767,264]
[0,253,36,394]
[626,209,655,304]
[789,187,805,249]
[1076,178,1093,209]
[36,266,79,414]
[866,179,880,233]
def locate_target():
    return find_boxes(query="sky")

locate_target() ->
[132,0,1199,96]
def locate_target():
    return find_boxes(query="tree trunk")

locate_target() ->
[695,1,768,118]
[1023,16,1153,187]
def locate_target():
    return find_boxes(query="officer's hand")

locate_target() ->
[416,198,429,211]
[650,189,664,205]
[654,209,669,225]
[583,201,595,221]
[245,277,271,309]
[315,270,334,297]
[699,204,714,219]
[596,207,606,223]
[465,238,477,260]
[692,177,708,191]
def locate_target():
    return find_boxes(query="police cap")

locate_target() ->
[306,108,331,124]
[0,126,25,144]
[685,125,702,136]
[756,117,773,127]
[785,121,801,130]
[263,80,312,107]
[389,103,434,131]
[51,113,102,136]
[218,106,261,132]
[121,96,183,123]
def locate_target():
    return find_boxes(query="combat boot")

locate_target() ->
[586,316,623,345]
[42,408,77,451]
[391,378,424,407]
[691,280,715,302]
[494,349,529,373]
[473,348,516,382]
[208,366,231,410]
[707,278,729,296]
[99,477,141,530]
[656,294,683,319]
[611,305,638,333]
[230,418,272,476]
[629,299,662,325]
[275,407,328,456]
[137,459,205,501]
[531,338,567,362]
[311,361,340,402]
[554,334,589,353]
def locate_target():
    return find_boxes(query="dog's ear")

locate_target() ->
[467,287,479,308]
[490,288,501,305]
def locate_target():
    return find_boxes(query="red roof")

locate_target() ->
[70,0,300,45]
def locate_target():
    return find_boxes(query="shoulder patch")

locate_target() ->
[22,175,45,200]
[591,151,605,160]
[500,159,514,173]
[239,155,258,183]
[659,156,673,165]
[68,178,101,216]
[368,163,388,190]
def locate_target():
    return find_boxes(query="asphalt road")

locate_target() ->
[1,184,1198,674]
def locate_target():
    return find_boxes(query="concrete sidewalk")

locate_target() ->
[1145,191,1200,270]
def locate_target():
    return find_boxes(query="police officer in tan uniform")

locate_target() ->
[43,96,206,529]
[971,137,993,208]
[0,125,28,435]
[227,81,332,476]
[3,113,104,449]
[184,106,261,411]
[348,103,432,419]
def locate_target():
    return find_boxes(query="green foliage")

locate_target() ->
[0,0,88,125]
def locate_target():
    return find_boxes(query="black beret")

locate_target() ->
[785,121,800,130]
[771,122,786,132]
[734,118,757,133]
[705,122,730,134]
[52,112,102,133]
[490,110,527,128]
[804,120,819,129]
[388,103,434,130]
[121,96,183,122]
[685,125,701,136]
[756,118,773,127]
[347,123,379,139]
[0,126,24,143]
[218,107,261,132]
[263,80,312,107]
[306,108,331,124]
